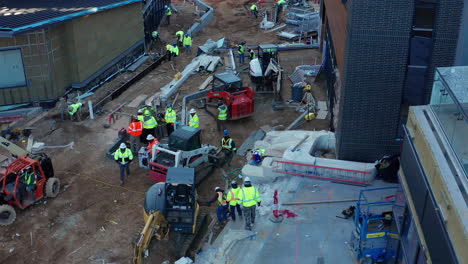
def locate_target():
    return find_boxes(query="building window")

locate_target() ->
[0,48,27,88]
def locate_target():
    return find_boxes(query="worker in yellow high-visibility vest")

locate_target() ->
[238,177,261,230]
[217,103,228,131]
[183,33,193,55]
[226,180,243,221]
[188,108,199,128]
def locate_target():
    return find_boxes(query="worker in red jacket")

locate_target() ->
[146,134,160,157]
[127,115,143,153]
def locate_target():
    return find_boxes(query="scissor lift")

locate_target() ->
[350,187,400,264]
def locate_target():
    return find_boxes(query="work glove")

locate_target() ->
[257,202,261,207]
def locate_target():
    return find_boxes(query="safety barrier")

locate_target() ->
[271,159,375,185]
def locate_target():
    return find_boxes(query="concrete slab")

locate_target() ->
[128,94,148,108]
[196,177,397,264]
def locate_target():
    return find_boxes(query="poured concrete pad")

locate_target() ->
[196,177,397,264]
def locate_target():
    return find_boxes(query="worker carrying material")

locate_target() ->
[175,30,184,46]
[204,186,229,224]
[250,4,259,19]
[164,104,177,136]
[127,115,143,153]
[227,180,243,221]
[238,41,246,64]
[239,177,261,230]
[142,111,158,143]
[146,134,160,156]
[217,103,228,131]
[68,102,83,121]
[183,33,192,55]
[188,108,199,128]
[114,143,134,185]
[165,5,172,25]
[221,130,236,166]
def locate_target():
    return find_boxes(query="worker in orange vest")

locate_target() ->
[127,115,143,153]
[146,134,160,157]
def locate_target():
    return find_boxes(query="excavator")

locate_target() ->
[0,136,59,225]
[133,167,204,264]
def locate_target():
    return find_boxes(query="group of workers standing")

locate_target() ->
[114,104,201,185]
[204,177,261,231]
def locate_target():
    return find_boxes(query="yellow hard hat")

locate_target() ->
[305,113,316,120]
[304,84,312,91]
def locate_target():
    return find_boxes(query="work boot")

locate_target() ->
[245,226,252,231]
[120,181,124,186]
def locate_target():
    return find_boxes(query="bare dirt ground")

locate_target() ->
[0,1,328,263]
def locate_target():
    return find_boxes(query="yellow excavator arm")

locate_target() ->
[0,136,28,157]
[133,210,169,264]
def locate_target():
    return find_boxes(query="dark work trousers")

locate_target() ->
[223,149,233,166]
[166,123,175,136]
[166,15,171,25]
[217,204,229,222]
[230,204,243,221]
[26,185,36,200]
[119,163,130,184]
[243,205,256,230]
[239,53,245,64]
[166,50,172,61]
[130,135,140,153]
[216,119,226,131]
[252,10,258,18]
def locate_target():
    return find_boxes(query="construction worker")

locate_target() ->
[175,30,184,47]
[205,187,229,224]
[248,49,256,61]
[239,177,261,230]
[68,102,83,121]
[165,5,172,25]
[302,84,315,121]
[250,4,259,19]
[183,33,193,55]
[166,43,173,61]
[20,167,36,202]
[221,130,236,166]
[188,108,199,128]
[227,180,243,221]
[143,111,158,142]
[217,103,228,131]
[127,116,143,153]
[276,0,286,23]
[146,134,160,156]
[165,104,177,136]
[251,148,266,165]
[114,143,133,185]
[238,41,246,64]
[171,43,179,58]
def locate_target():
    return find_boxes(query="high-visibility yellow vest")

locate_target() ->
[221,138,235,150]
[152,31,159,38]
[114,148,133,165]
[183,36,192,46]
[137,115,145,122]
[277,0,286,5]
[172,45,180,56]
[143,116,157,129]
[166,7,172,16]
[227,187,240,206]
[165,108,176,124]
[240,186,261,207]
[238,44,245,54]
[217,191,227,206]
[24,172,36,185]
[218,105,227,120]
[189,114,199,128]
[251,4,258,11]
[176,31,184,42]
[68,102,82,115]
[166,44,173,51]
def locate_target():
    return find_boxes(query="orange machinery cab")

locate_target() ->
[207,72,255,120]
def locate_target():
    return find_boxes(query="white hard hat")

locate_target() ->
[119,143,126,149]
[147,134,155,140]
[215,186,221,191]
[244,177,251,182]
[137,109,143,114]
[189,108,196,114]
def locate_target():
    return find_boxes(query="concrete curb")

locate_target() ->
[187,0,214,36]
